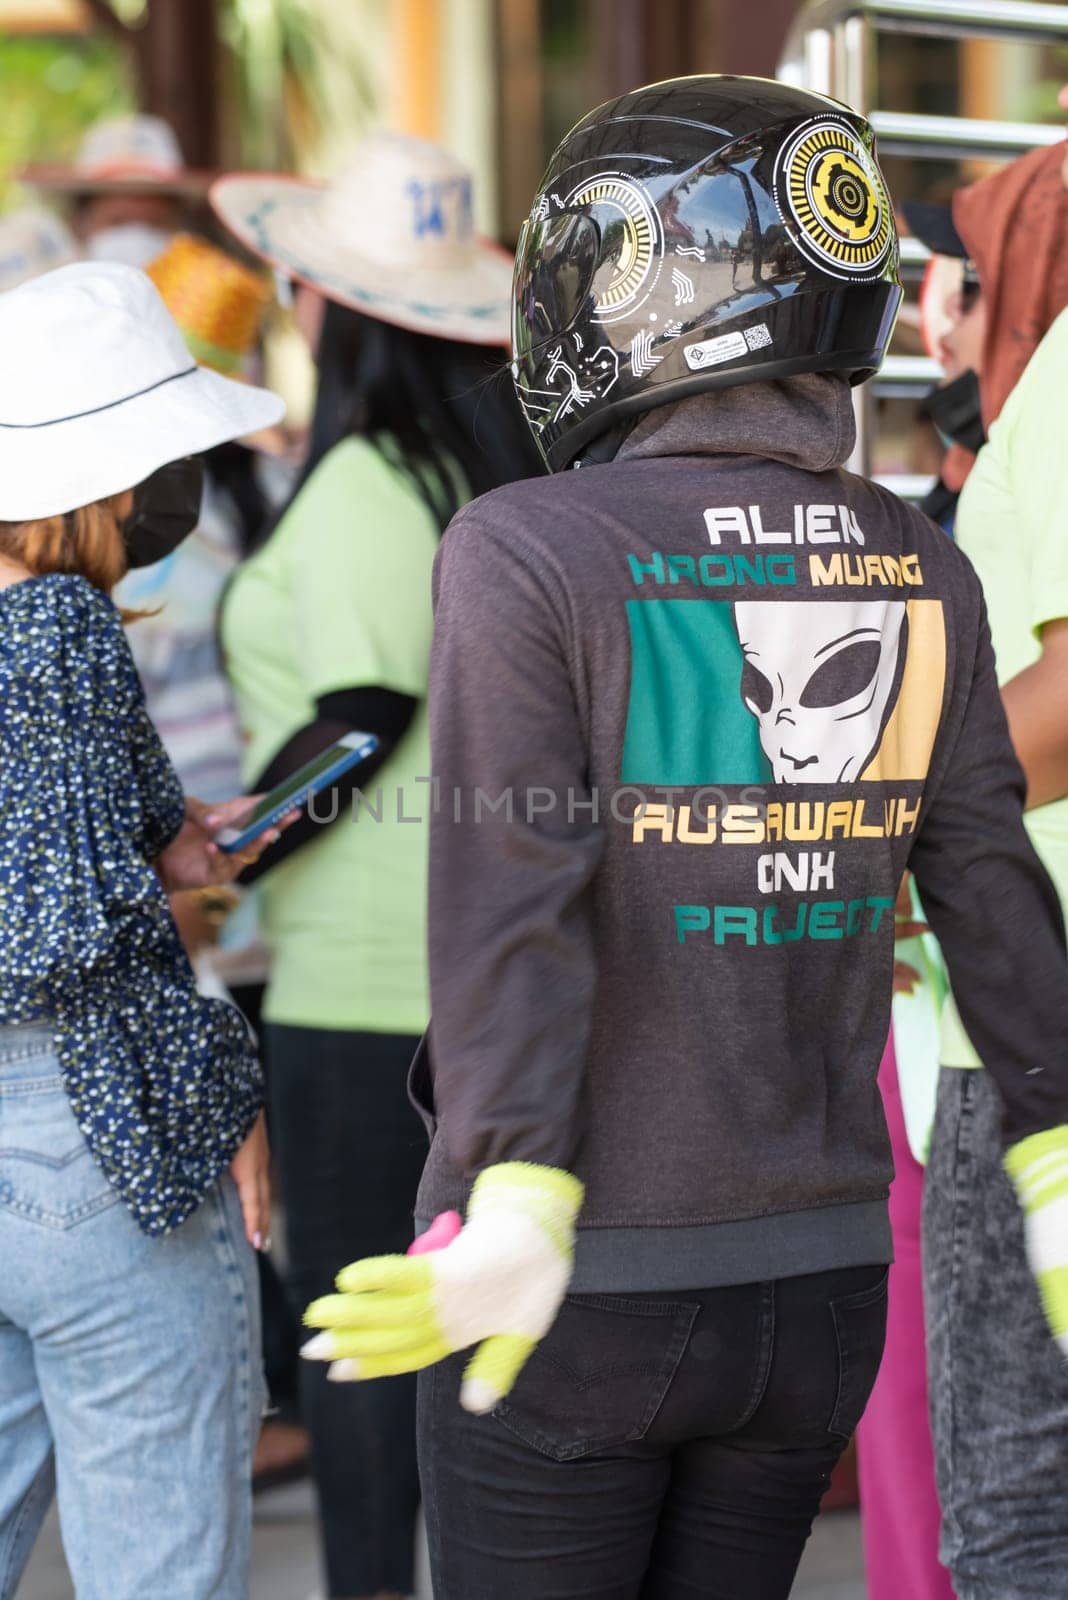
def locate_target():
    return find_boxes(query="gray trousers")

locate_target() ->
[924,1067,1068,1600]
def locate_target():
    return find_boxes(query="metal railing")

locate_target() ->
[781,0,1068,76]
[871,110,1065,158]
[779,0,1068,487]
[878,354,945,392]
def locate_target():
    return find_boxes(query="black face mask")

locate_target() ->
[122,457,204,569]
[922,369,986,456]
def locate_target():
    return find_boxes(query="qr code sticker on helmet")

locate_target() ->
[744,324,773,351]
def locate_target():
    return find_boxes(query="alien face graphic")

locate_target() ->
[733,600,906,784]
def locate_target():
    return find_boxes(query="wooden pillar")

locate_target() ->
[82,0,219,165]
[135,0,220,167]
[717,0,800,79]
[591,0,707,99]
[495,0,544,240]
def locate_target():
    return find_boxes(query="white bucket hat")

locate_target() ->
[0,261,284,522]
[22,114,213,199]
[211,133,512,346]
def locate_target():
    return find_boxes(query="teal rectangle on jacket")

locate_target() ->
[622,599,773,787]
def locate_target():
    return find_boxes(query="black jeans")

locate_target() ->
[268,1023,427,1599]
[419,1264,888,1600]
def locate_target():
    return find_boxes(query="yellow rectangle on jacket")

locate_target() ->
[861,599,946,783]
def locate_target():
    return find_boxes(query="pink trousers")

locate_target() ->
[856,1033,956,1600]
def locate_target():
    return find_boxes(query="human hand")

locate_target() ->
[229,1111,271,1250]
[893,959,922,996]
[302,1162,584,1414]
[155,796,285,892]
[894,873,930,945]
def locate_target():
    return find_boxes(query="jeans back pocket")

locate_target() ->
[0,1076,118,1230]
[494,1293,699,1462]
[828,1267,889,1440]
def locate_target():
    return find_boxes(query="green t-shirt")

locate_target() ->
[222,437,436,1033]
[941,306,1068,1066]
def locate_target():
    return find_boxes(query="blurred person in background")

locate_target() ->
[115,230,309,1492]
[302,79,1068,1600]
[0,261,284,1600]
[918,124,1068,1600]
[22,113,210,268]
[855,1028,957,1596]
[858,129,1068,1600]
[903,200,986,533]
[211,135,541,1600]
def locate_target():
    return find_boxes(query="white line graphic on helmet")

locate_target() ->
[516,339,620,436]
[675,244,706,262]
[672,268,696,307]
[546,345,597,411]
[532,194,551,222]
[564,172,665,323]
[630,327,662,377]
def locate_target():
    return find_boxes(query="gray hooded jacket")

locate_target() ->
[412,375,1068,1291]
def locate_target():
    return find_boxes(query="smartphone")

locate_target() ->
[215,731,379,854]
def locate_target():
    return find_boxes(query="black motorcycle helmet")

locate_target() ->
[512,75,902,471]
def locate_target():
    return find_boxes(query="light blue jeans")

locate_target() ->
[0,1024,264,1599]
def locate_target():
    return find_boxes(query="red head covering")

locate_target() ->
[943,140,1068,489]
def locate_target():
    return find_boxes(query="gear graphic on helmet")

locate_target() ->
[775,120,893,280]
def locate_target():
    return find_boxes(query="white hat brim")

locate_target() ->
[21,162,215,199]
[0,365,285,522]
[211,173,514,347]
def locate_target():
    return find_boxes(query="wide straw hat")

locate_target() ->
[211,133,513,346]
[146,233,273,375]
[0,207,78,294]
[22,114,214,199]
[0,261,284,522]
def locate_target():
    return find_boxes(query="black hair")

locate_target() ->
[285,299,544,535]
[204,441,271,556]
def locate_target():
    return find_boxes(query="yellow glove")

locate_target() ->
[1005,1125,1068,1355]
[302,1161,583,1414]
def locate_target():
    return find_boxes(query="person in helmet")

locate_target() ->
[305,78,1068,1597]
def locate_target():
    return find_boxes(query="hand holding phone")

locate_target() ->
[156,797,288,893]
[214,732,379,855]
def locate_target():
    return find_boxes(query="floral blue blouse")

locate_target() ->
[0,574,262,1235]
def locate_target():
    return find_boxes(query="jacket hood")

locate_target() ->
[614,372,857,474]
